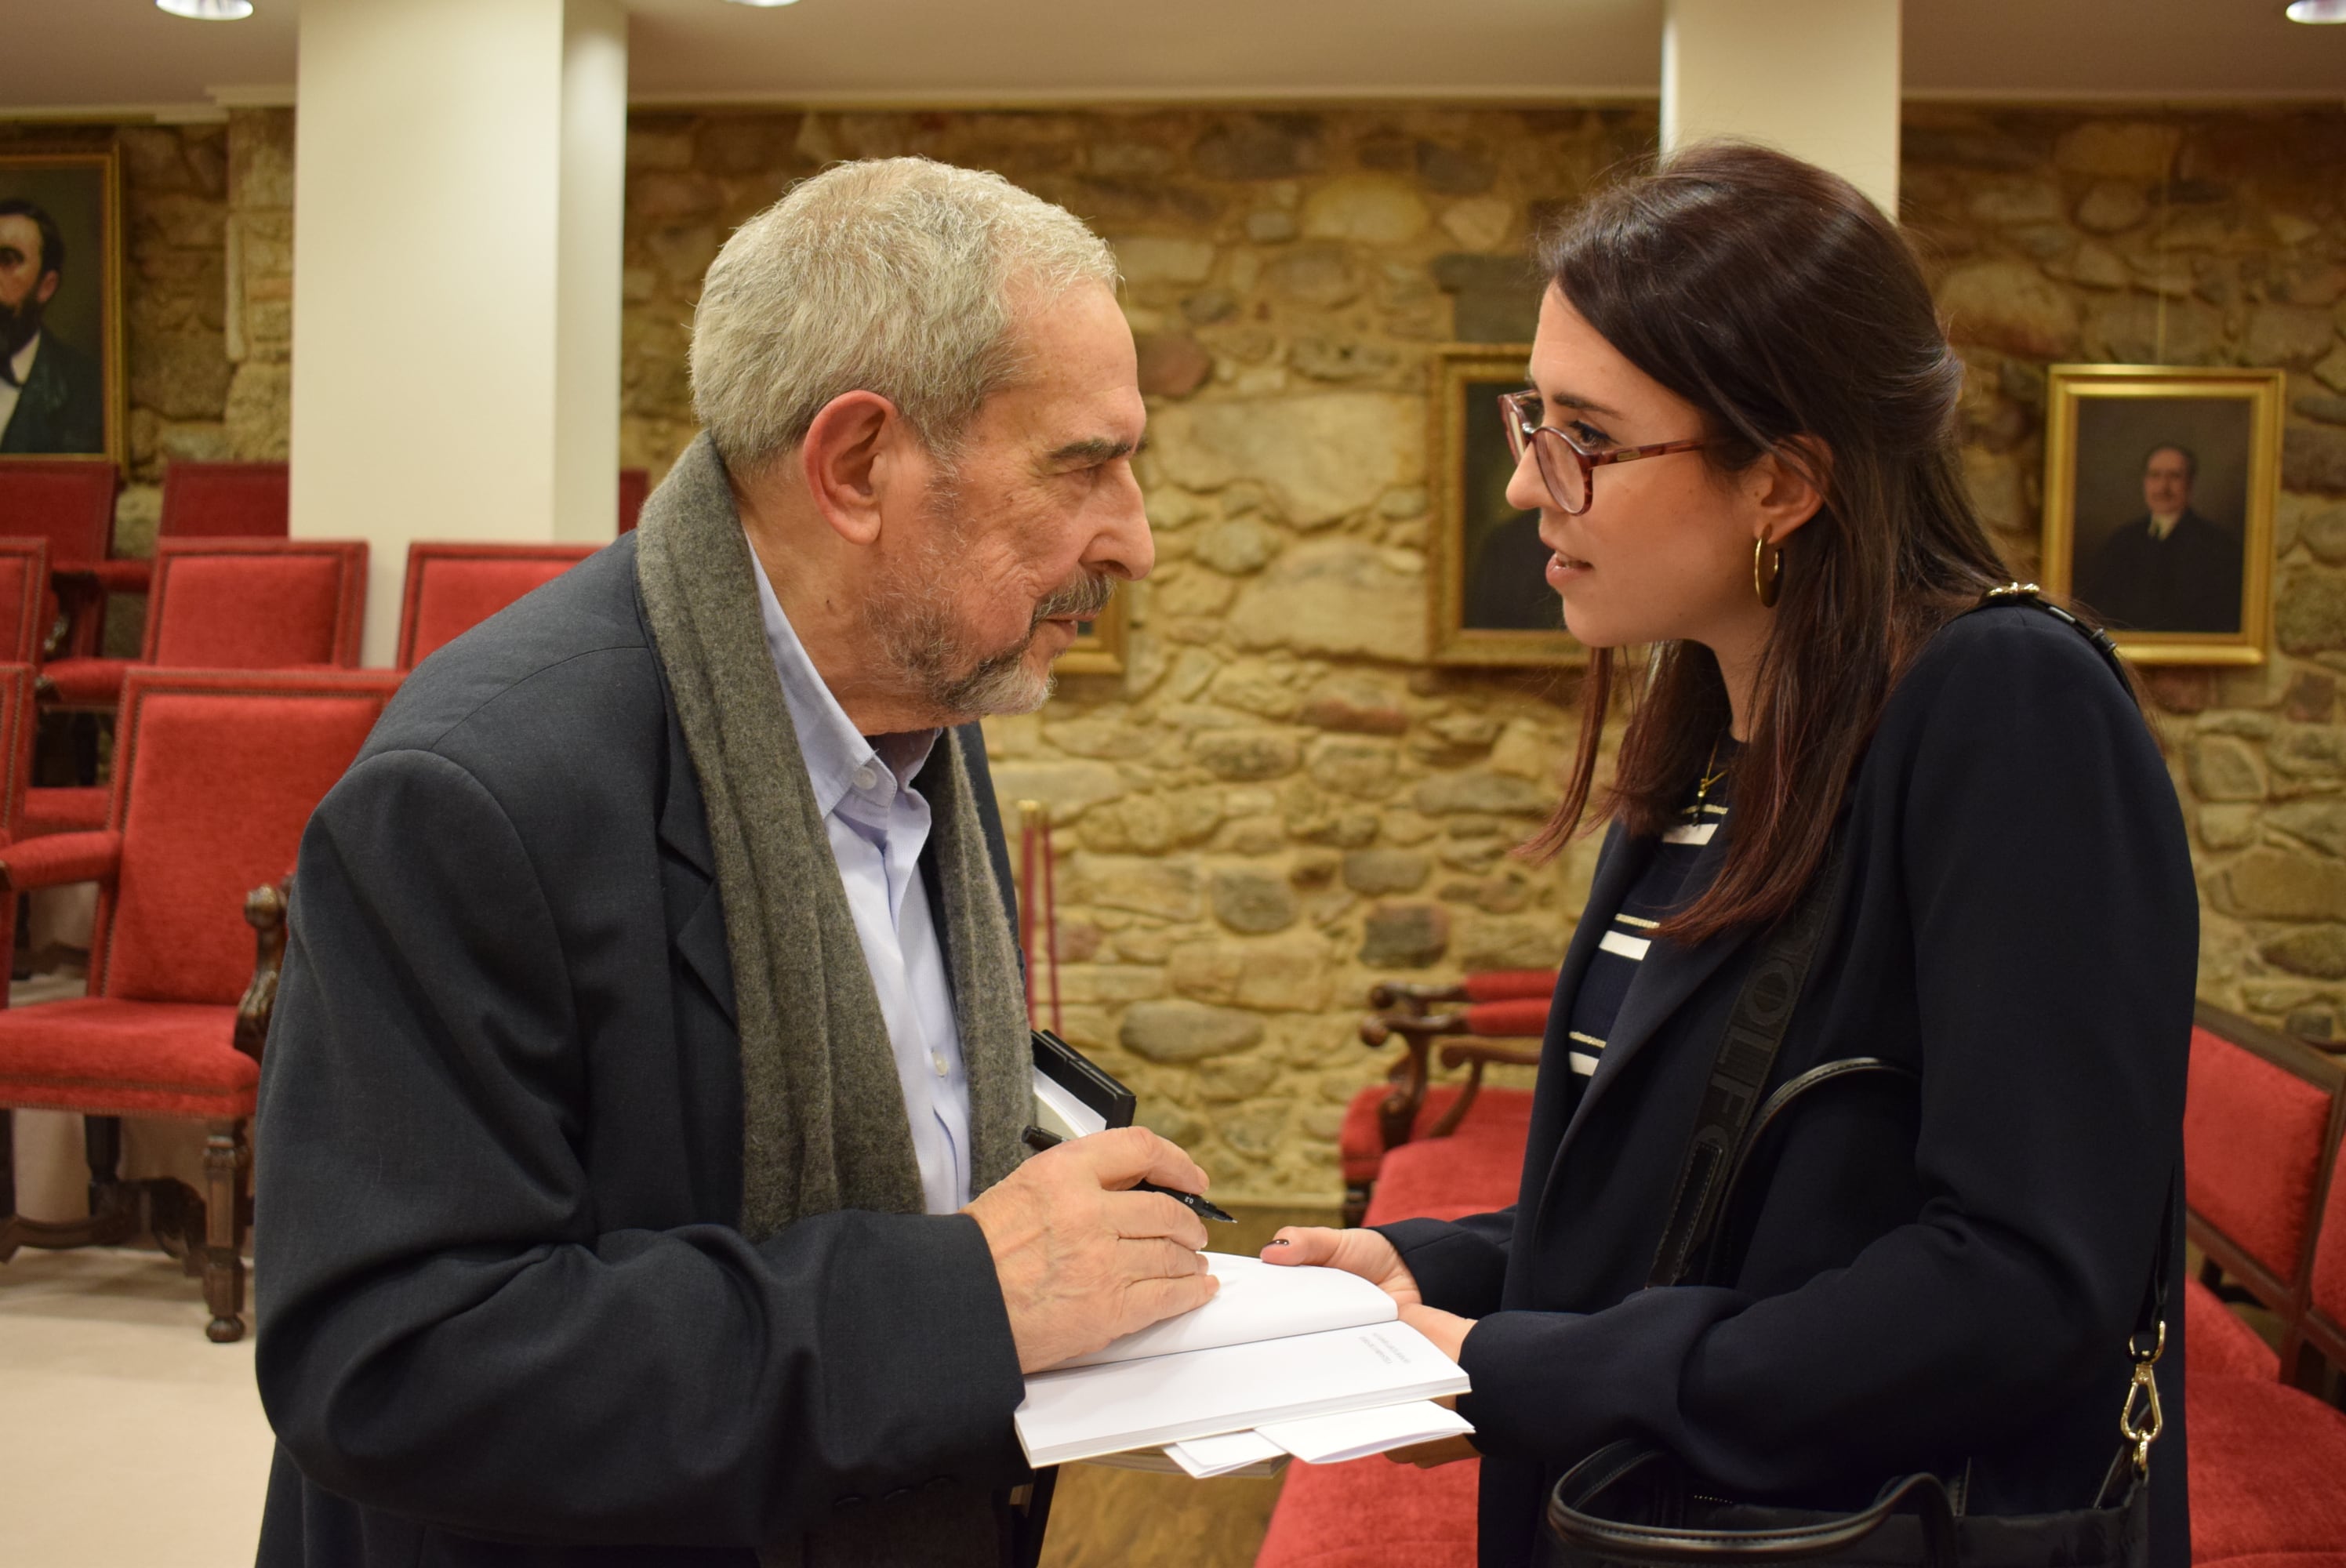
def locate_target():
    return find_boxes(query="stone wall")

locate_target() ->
[15,100,2346,1202]
[1900,106,2346,1043]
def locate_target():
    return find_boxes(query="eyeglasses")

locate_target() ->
[1498,389,1712,516]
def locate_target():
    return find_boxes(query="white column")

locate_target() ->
[1661,0,1901,217]
[289,0,626,667]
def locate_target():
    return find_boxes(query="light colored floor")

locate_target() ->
[0,1207,1338,1567]
[0,1246,274,1567]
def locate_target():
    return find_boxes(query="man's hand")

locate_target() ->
[1260,1225,1422,1309]
[965,1127,1219,1373]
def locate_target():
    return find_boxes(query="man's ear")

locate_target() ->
[1749,434,1831,545]
[34,271,58,308]
[798,390,905,547]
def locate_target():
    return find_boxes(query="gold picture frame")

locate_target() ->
[1429,343,1581,667]
[1053,584,1128,677]
[0,143,125,466]
[2040,364,2282,667]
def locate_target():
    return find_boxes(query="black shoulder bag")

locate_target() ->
[1545,586,2170,1568]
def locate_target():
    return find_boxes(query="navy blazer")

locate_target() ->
[1381,606,2196,1568]
[252,535,1033,1566]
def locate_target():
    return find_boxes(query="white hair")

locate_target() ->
[689,156,1119,474]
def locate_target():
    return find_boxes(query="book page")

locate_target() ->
[1015,1320,1469,1467]
[1055,1254,1396,1370]
[1257,1401,1473,1465]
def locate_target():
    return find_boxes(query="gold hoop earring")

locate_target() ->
[1753,537,1782,608]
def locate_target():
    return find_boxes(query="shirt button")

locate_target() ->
[853,764,879,792]
[932,1051,950,1077]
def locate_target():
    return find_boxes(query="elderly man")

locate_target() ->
[254,158,1215,1567]
[2074,441,2242,634]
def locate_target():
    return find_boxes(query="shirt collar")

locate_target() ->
[743,534,939,818]
[5,332,38,387]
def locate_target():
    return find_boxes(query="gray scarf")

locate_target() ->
[635,434,1031,1567]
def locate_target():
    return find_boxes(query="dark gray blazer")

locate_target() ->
[253,535,1032,1566]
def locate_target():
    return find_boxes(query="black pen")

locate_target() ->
[1021,1124,1236,1223]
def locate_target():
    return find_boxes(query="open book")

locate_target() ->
[1013,1254,1471,1468]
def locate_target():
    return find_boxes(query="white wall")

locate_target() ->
[288,0,626,666]
[1661,0,1901,216]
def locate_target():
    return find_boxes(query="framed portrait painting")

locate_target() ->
[2041,365,2282,666]
[0,145,123,466]
[1428,344,1580,666]
[1053,585,1128,677]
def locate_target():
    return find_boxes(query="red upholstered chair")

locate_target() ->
[0,667,401,1341]
[619,467,649,533]
[2276,1116,2346,1398]
[0,538,52,664]
[38,537,368,713]
[1338,970,1556,1225]
[0,459,123,659]
[396,541,598,670]
[158,460,290,540]
[2184,1003,2345,1327]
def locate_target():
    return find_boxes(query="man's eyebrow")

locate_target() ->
[1046,434,1144,465]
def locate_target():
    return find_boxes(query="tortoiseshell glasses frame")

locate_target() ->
[1498,388,1714,516]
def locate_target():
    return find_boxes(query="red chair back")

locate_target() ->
[619,469,649,534]
[0,662,36,835]
[93,668,401,1006]
[0,459,116,568]
[2185,1017,2342,1294]
[2308,1130,2346,1349]
[1462,969,1560,1004]
[143,539,367,670]
[158,460,290,539]
[0,537,50,664]
[398,542,597,670]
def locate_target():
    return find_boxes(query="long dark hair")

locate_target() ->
[1523,142,2019,944]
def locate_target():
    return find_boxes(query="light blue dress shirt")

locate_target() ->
[746,543,973,1214]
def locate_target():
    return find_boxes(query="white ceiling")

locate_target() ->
[2,0,2342,117]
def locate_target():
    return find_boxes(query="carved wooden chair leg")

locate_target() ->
[1342,1183,1371,1229]
[202,1118,250,1343]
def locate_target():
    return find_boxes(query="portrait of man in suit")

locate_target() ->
[2072,441,2245,635]
[0,196,105,456]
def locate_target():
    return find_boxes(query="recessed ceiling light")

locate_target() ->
[156,0,256,18]
[2286,0,2346,21]
[721,0,803,8]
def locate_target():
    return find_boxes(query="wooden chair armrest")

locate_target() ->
[1367,979,1471,1014]
[1359,1011,1465,1153]
[233,879,291,1065]
[0,830,124,891]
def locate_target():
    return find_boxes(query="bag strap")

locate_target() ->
[1546,1440,1959,1568]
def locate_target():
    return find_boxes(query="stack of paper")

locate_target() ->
[1012,1254,1473,1472]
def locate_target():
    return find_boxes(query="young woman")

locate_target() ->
[1266,143,2195,1568]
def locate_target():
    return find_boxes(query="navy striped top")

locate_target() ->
[1562,745,1735,1080]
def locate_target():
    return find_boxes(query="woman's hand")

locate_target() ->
[1382,1302,1480,1467]
[1400,1301,1473,1362]
[1261,1225,1421,1308]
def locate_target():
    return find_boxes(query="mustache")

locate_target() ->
[1031,571,1115,626]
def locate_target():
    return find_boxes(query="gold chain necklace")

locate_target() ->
[1690,736,1727,815]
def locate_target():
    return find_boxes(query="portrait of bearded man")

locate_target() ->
[0,194,105,456]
